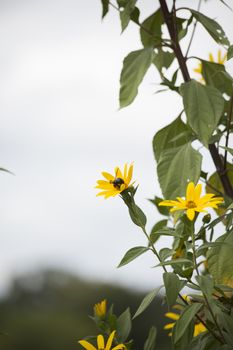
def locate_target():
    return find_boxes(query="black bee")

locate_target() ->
[111,177,124,189]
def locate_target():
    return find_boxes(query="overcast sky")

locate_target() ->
[0,0,232,294]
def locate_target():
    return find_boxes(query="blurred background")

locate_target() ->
[0,0,233,349]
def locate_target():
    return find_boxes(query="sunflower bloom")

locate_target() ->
[94,299,107,318]
[95,163,134,199]
[194,49,227,79]
[79,330,125,350]
[164,311,206,337]
[159,182,224,221]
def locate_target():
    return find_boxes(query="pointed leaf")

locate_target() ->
[153,116,193,162]
[133,286,162,319]
[190,10,230,46]
[157,142,202,199]
[100,0,109,18]
[180,80,224,146]
[173,303,203,344]
[143,326,157,350]
[201,60,233,95]
[119,0,137,32]
[227,45,233,60]
[116,308,131,343]
[207,229,233,286]
[120,48,155,108]
[118,246,149,268]
[163,272,186,309]
[140,9,163,48]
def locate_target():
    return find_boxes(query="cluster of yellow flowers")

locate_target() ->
[95,164,223,221]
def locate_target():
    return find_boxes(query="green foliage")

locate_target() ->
[207,229,233,285]
[163,273,185,309]
[133,287,163,319]
[143,327,157,350]
[116,308,132,343]
[180,80,225,147]
[100,0,109,18]
[201,60,233,96]
[140,9,163,48]
[119,0,137,32]
[189,10,230,46]
[173,303,203,344]
[227,45,233,60]
[157,142,202,199]
[119,48,155,108]
[118,246,149,268]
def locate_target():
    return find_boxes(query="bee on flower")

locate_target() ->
[79,330,125,350]
[95,163,134,199]
[159,182,224,221]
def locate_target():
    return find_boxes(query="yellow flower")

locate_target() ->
[164,311,207,337]
[94,299,107,318]
[95,163,134,199]
[79,330,125,350]
[194,49,227,78]
[159,182,224,221]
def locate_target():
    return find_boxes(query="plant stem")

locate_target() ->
[185,0,202,57]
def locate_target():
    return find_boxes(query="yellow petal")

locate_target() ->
[186,208,195,221]
[186,182,195,201]
[97,335,105,350]
[159,200,180,207]
[115,167,123,179]
[112,345,125,350]
[96,190,112,197]
[194,183,202,202]
[165,312,180,321]
[102,172,114,181]
[123,163,128,180]
[79,340,97,350]
[209,53,214,62]
[164,322,175,330]
[105,331,115,350]
[126,163,133,185]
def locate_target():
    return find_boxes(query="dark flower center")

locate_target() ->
[187,200,196,209]
[111,177,124,189]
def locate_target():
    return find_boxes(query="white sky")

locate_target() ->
[0,0,232,294]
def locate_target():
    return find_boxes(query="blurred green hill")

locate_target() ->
[0,269,171,350]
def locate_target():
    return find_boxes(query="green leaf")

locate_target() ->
[143,326,157,350]
[180,80,225,147]
[149,196,169,216]
[163,272,185,309]
[173,303,203,344]
[133,286,162,319]
[140,9,163,48]
[153,116,193,163]
[116,308,131,343]
[153,49,174,73]
[172,318,194,350]
[100,0,109,18]
[201,60,233,96]
[150,228,182,244]
[128,203,147,228]
[196,275,214,297]
[207,229,233,286]
[227,45,233,60]
[157,142,202,199]
[190,10,230,46]
[159,248,174,261]
[157,258,193,267]
[119,0,137,32]
[150,220,168,244]
[119,48,155,108]
[0,167,14,175]
[118,246,149,268]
